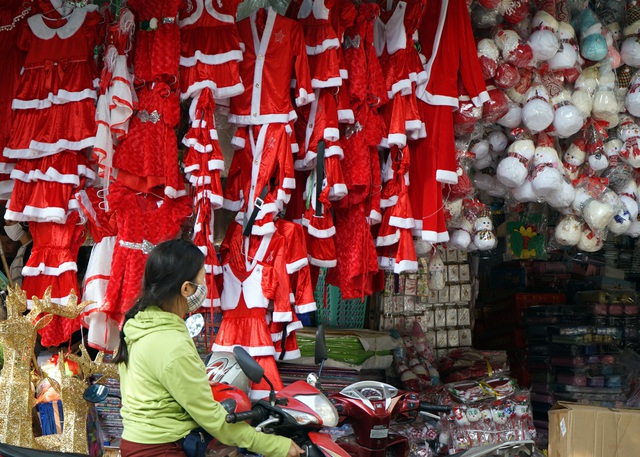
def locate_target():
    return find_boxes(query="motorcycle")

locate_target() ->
[225,327,350,457]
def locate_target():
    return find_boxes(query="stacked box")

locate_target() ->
[379,247,473,356]
[95,377,123,446]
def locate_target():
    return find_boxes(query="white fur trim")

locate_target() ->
[12,88,97,110]
[376,230,400,247]
[286,257,308,274]
[387,133,407,148]
[311,77,343,89]
[272,311,293,322]
[22,261,77,276]
[472,91,491,107]
[295,88,315,107]
[180,80,245,101]
[295,301,317,314]
[324,127,340,142]
[338,109,355,124]
[389,216,416,229]
[179,50,243,67]
[394,259,419,274]
[223,198,243,211]
[329,183,348,200]
[306,38,340,55]
[309,257,337,268]
[212,344,276,357]
[436,169,458,185]
[421,229,450,243]
[283,177,297,189]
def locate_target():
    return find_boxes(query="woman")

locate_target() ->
[112,239,303,457]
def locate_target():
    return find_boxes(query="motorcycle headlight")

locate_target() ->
[280,408,319,425]
[294,394,339,427]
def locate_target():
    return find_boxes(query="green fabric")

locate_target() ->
[297,334,392,366]
[119,306,291,457]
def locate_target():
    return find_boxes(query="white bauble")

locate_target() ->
[554,215,582,246]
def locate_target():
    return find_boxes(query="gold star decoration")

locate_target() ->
[274,29,285,43]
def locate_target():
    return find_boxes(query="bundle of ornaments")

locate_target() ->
[413,373,534,455]
[446,0,640,254]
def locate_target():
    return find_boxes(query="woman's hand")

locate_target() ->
[287,441,305,457]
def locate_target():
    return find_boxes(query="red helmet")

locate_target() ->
[210,382,252,415]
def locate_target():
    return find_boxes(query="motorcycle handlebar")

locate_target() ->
[419,402,452,413]
[226,409,263,423]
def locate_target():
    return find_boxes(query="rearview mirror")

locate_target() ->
[84,384,109,403]
[233,346,264,384]
[315,325,328,365]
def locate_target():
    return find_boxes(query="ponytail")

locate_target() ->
[110,239,205,365]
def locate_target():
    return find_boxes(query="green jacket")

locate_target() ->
[119,306,291,457]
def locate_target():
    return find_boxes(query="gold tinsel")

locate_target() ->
[0,286,118,452]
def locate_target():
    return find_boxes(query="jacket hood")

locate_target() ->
[123,306,187,344]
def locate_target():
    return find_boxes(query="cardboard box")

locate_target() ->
[548,402,640,457]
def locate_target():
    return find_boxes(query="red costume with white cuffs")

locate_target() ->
[214,222,292,398]
[229,7,315,126]
[410,0,489,242]
[3,5,100,160]
[178,0,244,101]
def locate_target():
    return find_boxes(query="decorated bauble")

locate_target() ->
[554,214,582,246]
[494,28,534,67]
[482,85,510,123]
[494,63,520,90]
[572,188,616,231]
[496,139,535,187]
[577,226,604,252]
[608,207,633,234]
[477,38,500,80]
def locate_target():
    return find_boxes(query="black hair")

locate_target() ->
[111,239,205,364]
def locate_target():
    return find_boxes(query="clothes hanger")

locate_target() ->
[41,0,76,21]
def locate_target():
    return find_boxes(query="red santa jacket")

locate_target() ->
[417,0,489,108]
[229,7,315,125]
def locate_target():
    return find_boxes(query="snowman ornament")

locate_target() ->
[619,115,640,168]
[496,139,535,188]
[473,212,498,250]
[530,133,563,198]
[427,250,446,290]
[563,138,587,181]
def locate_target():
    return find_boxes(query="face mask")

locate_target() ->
[186,282,207,313]
[4,224,24,242]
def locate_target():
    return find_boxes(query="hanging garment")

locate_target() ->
[99,183,191,345]
[179,0,244,101]
[3,5,101,160]
[112,83,185,198]
[75,187,119,352]
[228,7,315,125]
[22,211,86,347]
[127,0,182,82]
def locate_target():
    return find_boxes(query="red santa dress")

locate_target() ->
[0,5,26,199]
[214,222,292,398]
[179,0,244,101]
[23,211,86,347]
[99,183,191,341]
[3,5,100,160]
[112,82,186,199]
